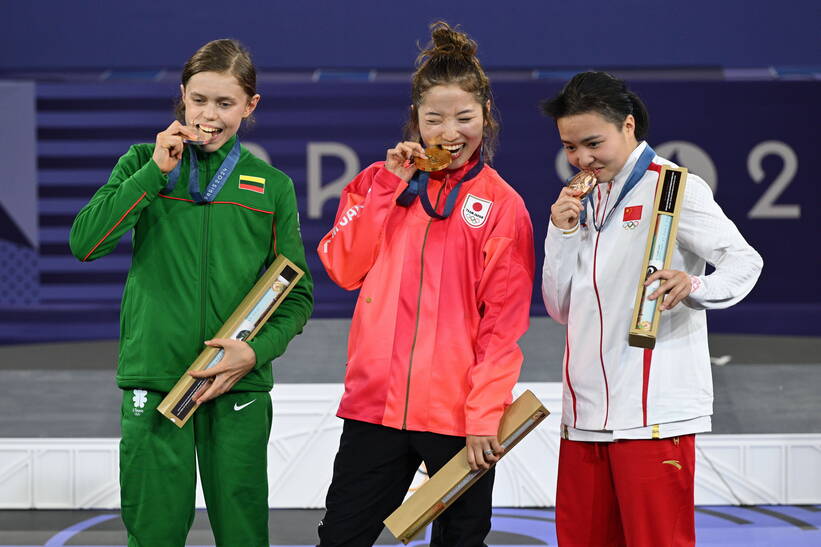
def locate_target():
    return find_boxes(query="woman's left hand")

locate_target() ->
[189,338,257,404]
[645,269,691,311]
[466,435,505,471]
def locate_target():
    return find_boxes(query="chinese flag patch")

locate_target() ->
[623,205,643,221]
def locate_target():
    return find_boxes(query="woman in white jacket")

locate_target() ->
[541,71,762,546]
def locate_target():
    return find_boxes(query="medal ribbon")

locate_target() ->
[161,139,242,204]
[414,157,484,220]
[582,144,656,229]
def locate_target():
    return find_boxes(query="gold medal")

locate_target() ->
[566,170,599,197]
[414,146,452,172]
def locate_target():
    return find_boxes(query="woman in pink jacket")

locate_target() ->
[316,22,535,547]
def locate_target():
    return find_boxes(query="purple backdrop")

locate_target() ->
[1,78,818,343]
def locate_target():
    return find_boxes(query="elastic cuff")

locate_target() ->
[373,164,406,193]
[548,218,580,238]
[130,159,169,196]
[246,337,272,369]
[465,413,504,438]
[562,224,580,236]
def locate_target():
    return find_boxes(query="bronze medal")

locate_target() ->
[567,170,599,197]
[184,126,212,145]
[414,146,452,172]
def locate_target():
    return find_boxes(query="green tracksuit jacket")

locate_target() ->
[70,136,313,392]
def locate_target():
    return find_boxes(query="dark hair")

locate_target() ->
[540,71,649,140]
[175,39,257,123]
[404,21,499,162]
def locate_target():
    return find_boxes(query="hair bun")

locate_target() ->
[424,21,477,60]
[407,21,498,162]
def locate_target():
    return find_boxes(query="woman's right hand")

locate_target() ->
[152,121,201,174]
[384,141,426,182]
[550,187,584,230]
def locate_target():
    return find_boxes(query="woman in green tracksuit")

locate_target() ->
[69,39,313,547]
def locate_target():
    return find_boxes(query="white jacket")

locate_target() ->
[542,142,763,438]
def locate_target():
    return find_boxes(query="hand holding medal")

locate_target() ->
[550,169,599,230]
[385,138,454,181]
[566,169,599,197]
[152,121,207,174]
[414,143,452,172]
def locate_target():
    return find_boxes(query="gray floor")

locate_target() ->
[1,317,820,437]
[0,509,406,545]
[3,506,821,546]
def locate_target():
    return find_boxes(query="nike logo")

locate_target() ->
[233,399,257,411]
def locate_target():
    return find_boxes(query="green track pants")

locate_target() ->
[119,388,272,547]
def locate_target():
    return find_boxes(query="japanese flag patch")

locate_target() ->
[462,194,493,228]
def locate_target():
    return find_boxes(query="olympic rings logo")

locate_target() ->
[623,220,640,229]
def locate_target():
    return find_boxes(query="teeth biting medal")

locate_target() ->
[414,145,452,172]
[184,125,217,145]
[566,170,599,197]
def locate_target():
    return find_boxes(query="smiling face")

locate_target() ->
[557,111,639,183]
[181,71,259,152]
[417,84,485,170]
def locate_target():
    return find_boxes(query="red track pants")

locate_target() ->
[555,435,696,546]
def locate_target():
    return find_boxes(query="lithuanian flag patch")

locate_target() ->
[238,175,266,194]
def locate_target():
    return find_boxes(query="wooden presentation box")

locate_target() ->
[384,390,549,543]
[156,255,304,427]
[628,166,688,349]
